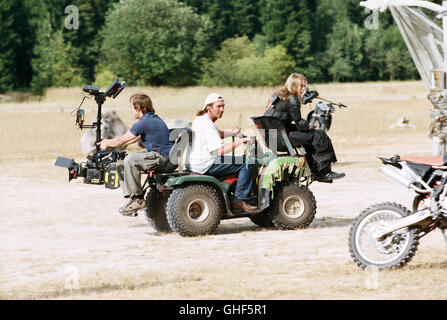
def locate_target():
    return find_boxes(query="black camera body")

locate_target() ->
[55,150,127,189]
[55,79,126,189]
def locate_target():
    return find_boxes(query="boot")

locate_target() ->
[231,199,258,212]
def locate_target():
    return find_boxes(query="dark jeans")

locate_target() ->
[205,156,255,201]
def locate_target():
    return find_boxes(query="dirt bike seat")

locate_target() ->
[401,155,447,167]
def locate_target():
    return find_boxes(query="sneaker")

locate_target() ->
[119,198,146,215]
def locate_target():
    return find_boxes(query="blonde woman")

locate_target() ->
[264,73,344,182]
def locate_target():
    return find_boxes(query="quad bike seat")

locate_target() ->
[147,127,192,173]
[250,116,300,156]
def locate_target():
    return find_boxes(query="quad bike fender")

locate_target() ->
[164,175,232,194]
[164,175,234,214]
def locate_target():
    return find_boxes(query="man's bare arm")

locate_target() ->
[122,135,141,146]
[218,127,241,139]
[98,130,138,150]
[214,136,248,155]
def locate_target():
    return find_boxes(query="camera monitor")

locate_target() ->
[105,79,126,98]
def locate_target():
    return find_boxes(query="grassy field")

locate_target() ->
[0,80,434,161]
[1,81,445,300]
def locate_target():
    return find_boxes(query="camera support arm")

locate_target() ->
[76,79,126,151]
[94,93,106,152]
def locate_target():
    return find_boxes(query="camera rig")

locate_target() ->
[55,79,127,189]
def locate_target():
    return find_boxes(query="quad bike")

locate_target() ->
[136,115,345,237]
[349,155,447,270]
[54,82,342,237]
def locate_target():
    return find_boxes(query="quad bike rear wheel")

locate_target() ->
[145,189,172,233]
[269,183,316,230]
[166,184,224,237]
[348,202,420,270]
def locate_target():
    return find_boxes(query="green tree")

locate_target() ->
[63,0,120,82]
[99,0,213,86]
[200,36,294,87]
[363,28,387,81]
[382,27,418,80]
[180,0,261,47]
[325,18,365,82]
[200,36,257,86]
[31,19,83,94]
[263,45,295,85]
[260,0,313,74]
[0,0,49,92]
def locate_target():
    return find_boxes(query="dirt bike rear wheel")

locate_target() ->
[348,202,420,270]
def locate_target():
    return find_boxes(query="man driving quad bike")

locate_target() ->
[187,93,258,212]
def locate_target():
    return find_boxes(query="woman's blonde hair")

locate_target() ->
[277,73,307,100]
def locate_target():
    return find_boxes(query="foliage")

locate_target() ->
[200,36,294,87]
[180,0,261,47]
[31,19,83,94]
[260,0,313,74]
[93,69,118,88]
[325,18,365,82]
[99,0,213,86]
[0,0,437,93]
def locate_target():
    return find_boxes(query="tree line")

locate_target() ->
[1,0,442,94]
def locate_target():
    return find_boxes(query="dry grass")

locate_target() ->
[1,81,445,300]
[0,80,433,161]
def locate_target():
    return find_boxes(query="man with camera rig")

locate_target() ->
[98,93,173,215]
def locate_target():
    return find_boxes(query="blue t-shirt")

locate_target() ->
[130,113,173,157]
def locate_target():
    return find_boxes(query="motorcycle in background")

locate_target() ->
[349,155,447,270]
[305,95,347,131]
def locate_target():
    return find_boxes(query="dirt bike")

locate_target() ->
[349,155,447,269]
[306,98,347,131]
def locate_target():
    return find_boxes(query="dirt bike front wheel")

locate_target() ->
[348,202,420,270]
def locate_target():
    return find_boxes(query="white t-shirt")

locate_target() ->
[187,114,222,174]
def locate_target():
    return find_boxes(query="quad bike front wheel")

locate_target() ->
[166,184,224,237]
[269,183,316,230]
[348,202,420,270]
[145,189,172,233]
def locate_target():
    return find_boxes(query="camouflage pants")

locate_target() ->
[117,151,165,197]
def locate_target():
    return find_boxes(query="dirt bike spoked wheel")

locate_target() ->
[145,189,172,233]
[349,202,420,270]
[269,183,316,230]
[166,184,224,237]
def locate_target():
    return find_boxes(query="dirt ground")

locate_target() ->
[1,136,446,300]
